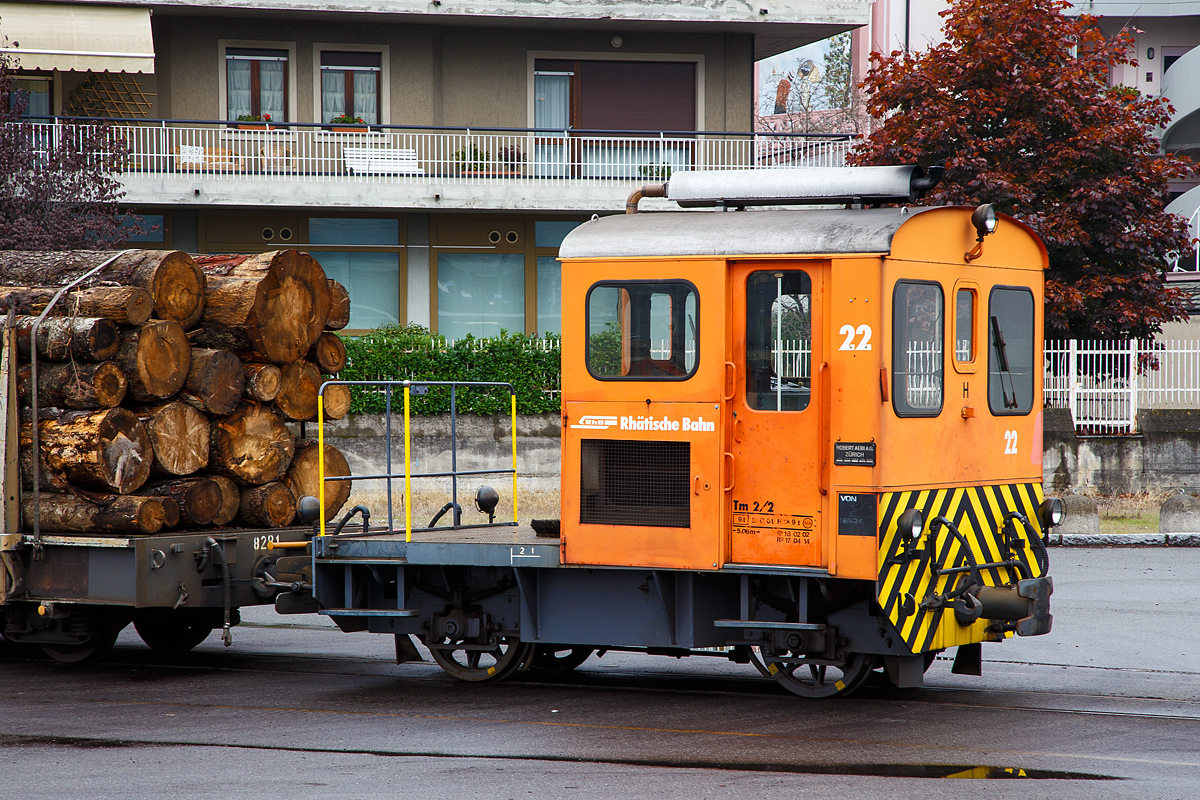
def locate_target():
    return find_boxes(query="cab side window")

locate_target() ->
[892,281,944,416]
[586,281,698,380]
[745,270,812,411]
[988,286,1035,414]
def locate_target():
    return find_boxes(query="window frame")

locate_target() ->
[584,279,700,382]
[313,43,390,125]
[986,284,1036,417]
[952,279,980,374]
[743,268,814,413]
[219,39,297,123]
[891,278,946,418]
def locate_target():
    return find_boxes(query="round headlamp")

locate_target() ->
[896,507,925,541]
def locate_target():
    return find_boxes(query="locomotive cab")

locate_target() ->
[558,167,1055,686]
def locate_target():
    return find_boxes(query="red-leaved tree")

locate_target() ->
[0,43,135,250]
[850,0,1194,339]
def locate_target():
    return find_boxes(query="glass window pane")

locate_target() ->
[892,281,944,416]
[227,60,252,119]
[534,220,583,248]
[321,69,345,123]
[988,288,1035,414]
[587,282,697,380]
[534,73,570,129]
[309,217,399,245]
[956,289,974,361]
[746,271,811,411]
[352,70,377,124]
[536,256,561,335]
[258,60,285,120]
[312,252,400,330]
[437,253,525,340]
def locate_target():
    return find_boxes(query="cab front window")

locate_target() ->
[586,281,698,380]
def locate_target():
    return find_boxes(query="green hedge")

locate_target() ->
[340,325,561,416]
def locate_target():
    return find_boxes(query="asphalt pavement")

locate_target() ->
[0,548,1197,800]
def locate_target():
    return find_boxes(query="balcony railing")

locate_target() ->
[14,118,860,188]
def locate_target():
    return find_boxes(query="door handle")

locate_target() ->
[818,361,830,496]
[733,417,745,444]
[722,452,735,491]
[724,362,736,402]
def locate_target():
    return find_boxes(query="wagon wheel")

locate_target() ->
[427,635,535,682]
[531,645,594,672]
[133,612,215,654]
[749,649,875,699]
[40,631,121,664]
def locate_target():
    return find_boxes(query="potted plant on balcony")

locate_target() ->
[329,114,368,133]
[497,145,526,177]
[236,113,275,130]
[454,144,491,176]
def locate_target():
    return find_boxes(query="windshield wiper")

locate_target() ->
[991,315,1018,409]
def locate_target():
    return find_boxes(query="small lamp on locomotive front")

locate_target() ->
[1038,497,1065,529]
[896,507,925,542]
[964,203,998,263]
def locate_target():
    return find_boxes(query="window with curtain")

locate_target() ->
[309,218,401,330]
[437,253,525,340]
[226,47,288,120]
[320,51,381,124]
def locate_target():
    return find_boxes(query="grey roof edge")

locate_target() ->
[558,206,938,260]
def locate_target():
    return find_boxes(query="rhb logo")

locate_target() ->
[570,415,618,430]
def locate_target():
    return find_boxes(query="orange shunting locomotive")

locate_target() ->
[312,166,1062,698]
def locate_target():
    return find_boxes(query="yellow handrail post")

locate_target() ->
[511,392,518,525]
[318,390,326,536]
[404,382,412,543]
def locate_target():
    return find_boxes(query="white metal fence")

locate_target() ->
[1044,339,1200,434]
[16,120,859,189]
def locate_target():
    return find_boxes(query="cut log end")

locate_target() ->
[309,332,347,374]
[243,362,282,402]
[276,360,321,421]
[322,383,352,421]
[118,320,192,401]
[281,439,351,522]
[184,348,245,415]
[134,401,210,476]
[143,251,207,329]
[210,403,295,486]
[19,361,127,409]
[238,482,296,528]
[210,475,241,527]
[326,280,351,330]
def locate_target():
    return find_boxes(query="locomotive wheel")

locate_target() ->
[427,636,535,682]
[531,645,594,672]
[750,649,875,699]
[40,632,120,664]
[133,612,215,654]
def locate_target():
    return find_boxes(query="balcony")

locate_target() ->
[1162,45,1200,157]
[17,119,860,212]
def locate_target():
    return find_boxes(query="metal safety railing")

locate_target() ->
[316,380,518,541]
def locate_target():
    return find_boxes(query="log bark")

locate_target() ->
[209,474,241,526]
[129,401,210,476]
[180,348,244,415]
[237,481,296,528]
[280,439,351,522]
[0,250,205,329]
[18,362,127,409]
[323,383,351,421]
[308,332,347,374]
[14,315,120,362]
[210,403,295,486]
[0,285,152,325]
[326,279,350,330]
[195,250,331,363]
[275,360,321,421]
[21,493,167,535]
[20,407,152,494]
[243,362,281,402]
[116,321,191,402]
[137,478,222,527]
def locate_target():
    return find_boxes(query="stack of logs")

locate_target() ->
[3,249,354,535]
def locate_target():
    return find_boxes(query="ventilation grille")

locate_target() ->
[580,439,690,528]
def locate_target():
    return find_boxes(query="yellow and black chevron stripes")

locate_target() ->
[877,483,1047,654]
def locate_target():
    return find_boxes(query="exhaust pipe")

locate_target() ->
[625,182,667,214]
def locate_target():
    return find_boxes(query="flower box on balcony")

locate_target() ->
[459,170,523,177]
[236,124,277,131]
[330,126,369,133]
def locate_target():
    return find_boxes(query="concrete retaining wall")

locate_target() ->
[1043,408,1200,493]
[326,409,1200,502]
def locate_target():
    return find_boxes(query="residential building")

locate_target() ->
[1,0,868,335]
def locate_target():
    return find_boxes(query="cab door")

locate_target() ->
[728,262,826,567]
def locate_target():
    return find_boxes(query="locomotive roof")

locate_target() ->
[558,206,938,259]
